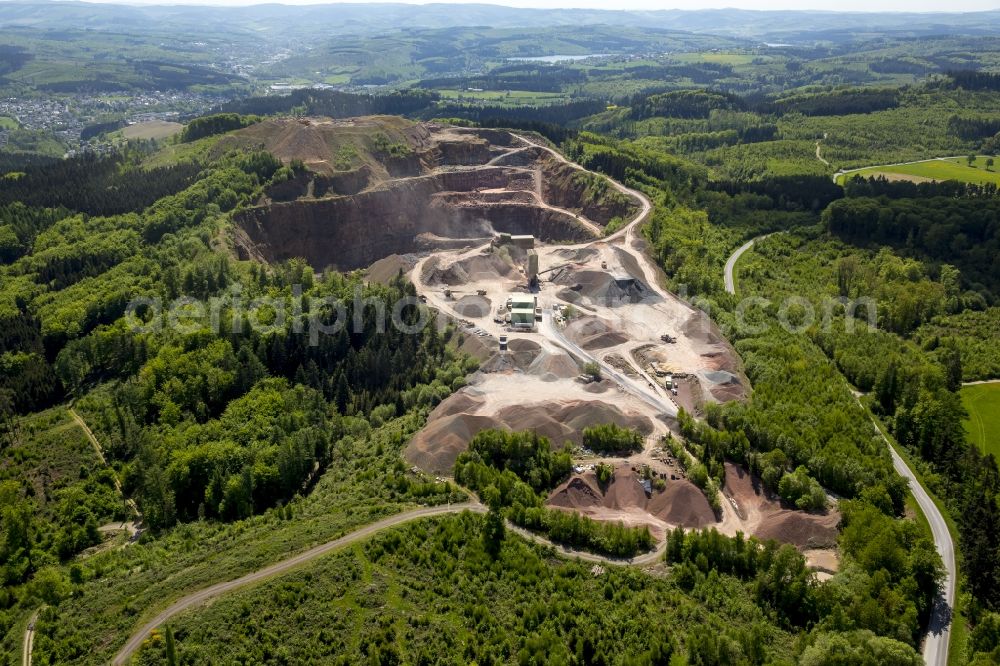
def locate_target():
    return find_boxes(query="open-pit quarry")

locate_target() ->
[231,116,840,573]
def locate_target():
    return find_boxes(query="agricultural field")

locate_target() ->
[0,116,18,129]
[838,155,1000,186]
[675,51,762,65]
[119,120,183,141]
[961,382,1000,459]
[434,88,568,106]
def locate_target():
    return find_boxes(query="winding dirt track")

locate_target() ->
[21,610,38,666]
[112,501,671,665]
[113,503,485,665]
[69,408,139,518]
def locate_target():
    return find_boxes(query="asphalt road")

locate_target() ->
[723,239,755,295]
[869,415,955,666]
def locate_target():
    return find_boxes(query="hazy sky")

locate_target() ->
[87,0,1000,11]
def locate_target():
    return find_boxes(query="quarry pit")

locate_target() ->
[232,116,635,271]
[229,116,838,571]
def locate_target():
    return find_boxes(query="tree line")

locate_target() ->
[0,147,201,218]
[824,196,1000,296]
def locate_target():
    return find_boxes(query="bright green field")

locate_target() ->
[839,155,1000,186]
[675,52,758,65]
[435,88,567,105]
[0,116,18,130]
[961,382,1000,459]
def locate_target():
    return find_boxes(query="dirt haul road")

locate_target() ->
[113,503,485,665]
[22,609,38,666]
[112,501,670,665]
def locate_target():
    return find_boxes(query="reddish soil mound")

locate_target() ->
[723,463,841,550]
[603,467,650,511]
[755,512,840,550]
[724,462,764,510]
[647,482,717,527]
[549,475,604,510]
[547,466,716,530]
[405,397,652,473]
[405,412,498,474]
[564,316,628,351]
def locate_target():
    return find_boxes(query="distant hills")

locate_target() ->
[3,1,1000,43]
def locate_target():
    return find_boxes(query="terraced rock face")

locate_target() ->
[231,116,638,271]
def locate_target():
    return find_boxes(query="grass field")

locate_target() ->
[435,88,567,105]
[961,382,1000,459]
[0,116,18,130]
[838,156,1000,186]
[675,52,758,65]
[119,120,183,140]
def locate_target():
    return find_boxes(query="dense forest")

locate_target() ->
[0,146,201,218]
[0,140,473,654]
[825,196,1000,296]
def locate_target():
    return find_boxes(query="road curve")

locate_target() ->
[112,499,671,665]
[723,233,779,295]
[723,238,756,295]
[112,503,486,665]
[867,414,955,666]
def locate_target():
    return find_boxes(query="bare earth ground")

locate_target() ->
[402,130,832,568]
